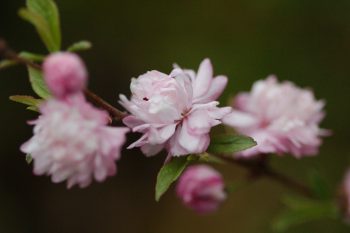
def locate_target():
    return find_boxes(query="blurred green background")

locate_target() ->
[1,0,350,232]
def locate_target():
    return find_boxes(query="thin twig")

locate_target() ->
[84,89,127,120]
[0,38,126,121]
[0,39,41,69]
[218,155,314,197]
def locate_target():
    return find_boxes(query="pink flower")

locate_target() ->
[43,52,87,98]
[119,59,231,156]
[341,169,350,222]
[21,95,129,188]
[223,76,329,158]
[176,165,226,214]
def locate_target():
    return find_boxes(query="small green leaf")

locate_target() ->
[19,51,45,62]
[19,8,57,52]
[27,106,40,112]
[26,154,33,164]
[0,60,18,70]
[67,41,92,52]
[208,135,257,154]
[198,153,226,164]
[308,170,332,200]
[10,95,43,106]
[272,196,339,232]
[19,0,61,52]
[27,66,51,99]
[155,156,190,201]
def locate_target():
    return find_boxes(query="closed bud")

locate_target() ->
[176,165,226,214]
[43,52,87,98]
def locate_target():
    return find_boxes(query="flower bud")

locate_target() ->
[43,52,87,98]
[176,165,226,214]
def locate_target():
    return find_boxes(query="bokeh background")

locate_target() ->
[1,0,350,232]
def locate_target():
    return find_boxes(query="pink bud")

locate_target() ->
[43,52,87,98]
[176,165,226,214]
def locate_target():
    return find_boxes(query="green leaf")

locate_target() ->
[19,51,45,62]
[308,170,332,200]
[198,153,226,164]
[19,0,61,52]
[272,196,339,232]
[26,106,40,112]
[67,41,92,52]
[0,60,18,70]
[155,156,190,201]
[27,66,51,99]
[9,95,43,107]
[207,135,257,154]
[26,154,33,164]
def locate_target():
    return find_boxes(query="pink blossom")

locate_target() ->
[119,59,231,157]
[223,76,329,158]
[342,169,350,222]
[176,165,226,214]
[43,52,87,98]
[21,95,129,188]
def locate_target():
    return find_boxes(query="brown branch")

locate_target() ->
[84,89,127,120]
[218,155,314,198]
[0,38,127,121]
[0,39,41,69]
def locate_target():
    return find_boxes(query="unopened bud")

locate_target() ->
[176,165,226,214]
[43,52,87,98]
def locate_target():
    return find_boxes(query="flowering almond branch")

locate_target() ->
[2,1,344,230]
[0,38,312,197]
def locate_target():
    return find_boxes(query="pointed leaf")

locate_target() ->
[26,154,33,164]
[308,170,332,200]
[19,51,45,62]
[27,106,40,112]
[9,95,43,107]
[27,66,51,99]
[272,196,339,232]
[155,156,190,201]
[0,60,18,70]
[198,153,226,164]
[19,0,61,52]
[67,41,92,52]
[208,135,257,154]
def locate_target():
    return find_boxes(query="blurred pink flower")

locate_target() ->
[342,169,350,222]
[119,59,231,156]
[43,52,87,99]
[176,165,226,214]
[21,95,129,188]
[223,76,329,158]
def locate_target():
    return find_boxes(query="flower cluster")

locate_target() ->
[18,53,331,214]
[341,169,350,222]
[21,53,129,188]
[119,59,231,157]
[223,76,329,158]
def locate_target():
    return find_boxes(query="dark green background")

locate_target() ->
[0,0,349,232]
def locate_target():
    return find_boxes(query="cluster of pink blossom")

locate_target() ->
[19,53,331,214]
[342,169,350,222]
[223,75,329,158]
[21,53,129,188]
